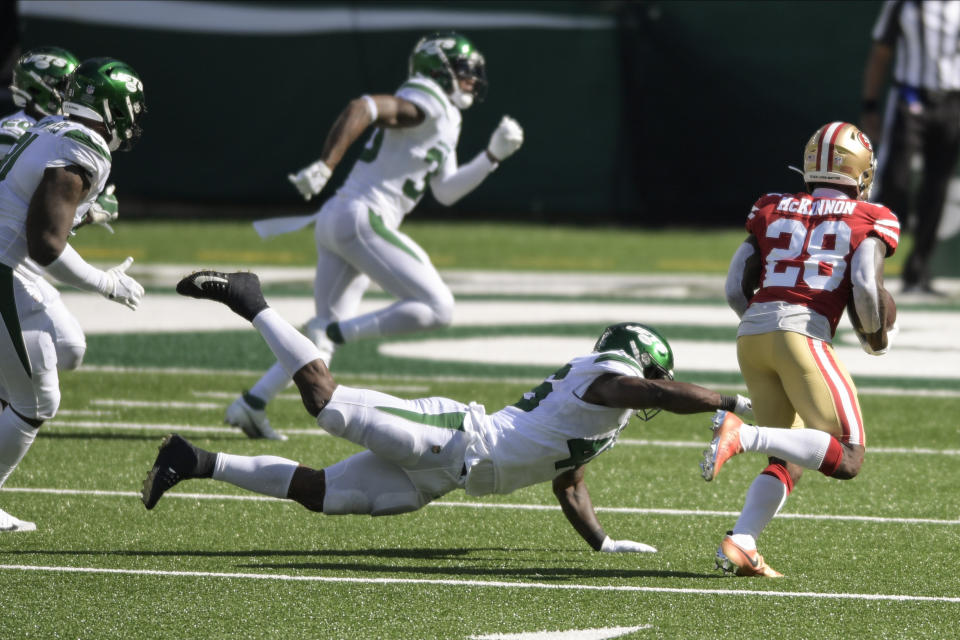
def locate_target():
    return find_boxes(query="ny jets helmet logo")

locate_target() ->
[23,53,70,70]
[623,324,669,358]
[109,70,143,93]
[417,38,456,57]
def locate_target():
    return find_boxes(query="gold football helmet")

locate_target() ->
[803,121,876,200]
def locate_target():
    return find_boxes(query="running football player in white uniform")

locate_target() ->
[145,270,754,554]
[701,121,899,577]
[0,48,122,419]
[224,32,524,441]
[0,57,146,532]
[1,48,120,233]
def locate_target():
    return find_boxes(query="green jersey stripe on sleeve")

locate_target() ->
[64,129,111,161]
[594,353,644,375]
[399,81,448,116]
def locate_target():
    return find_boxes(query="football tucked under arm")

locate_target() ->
[848,237,896,355]
[848,286,897,354]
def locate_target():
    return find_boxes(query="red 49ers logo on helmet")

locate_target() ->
[857,131,873,151]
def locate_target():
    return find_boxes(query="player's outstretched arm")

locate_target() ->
[28,167,144,309]
[288,95,425,201]
[583,374,752,419]
[552,466,656,553]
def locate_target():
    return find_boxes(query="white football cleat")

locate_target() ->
[225,395,287,441]
[0,507,36,532]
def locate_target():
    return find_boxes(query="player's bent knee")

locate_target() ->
[830,444,864,480]
[315,400,349,437]
[293,361,336,417]
[370,494,426,516]
[427,290,455,328]
[34,389,60,422]
[57,343,86,371]
[322,488,373,515]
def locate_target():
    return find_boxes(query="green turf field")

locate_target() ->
[4,222,958,639]
[71,219,915,276]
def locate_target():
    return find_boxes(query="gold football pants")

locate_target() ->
[736,331,864,446]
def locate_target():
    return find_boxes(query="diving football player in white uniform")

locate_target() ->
[145,270,754,554]
[224,32,524,441]
[0,57,146,532]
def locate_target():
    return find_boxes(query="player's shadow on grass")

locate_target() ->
[8,547,716,579]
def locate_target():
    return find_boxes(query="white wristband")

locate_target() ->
[44,244,109,295]
[361,95,378,122]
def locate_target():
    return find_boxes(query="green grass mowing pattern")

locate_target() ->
[83,325,960,391]
[3,367,959,638]
[69,219,916,277]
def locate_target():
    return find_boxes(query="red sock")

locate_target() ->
[761,461,794,494]
[818,436,843,476]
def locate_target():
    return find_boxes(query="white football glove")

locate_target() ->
[600,536,657,553]
[102,256,144,310]
[86,184,118,233]
[734,394,754,421]
[487,115,524,162]
[287,160,332,201]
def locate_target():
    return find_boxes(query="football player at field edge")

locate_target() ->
[702,121,900,578]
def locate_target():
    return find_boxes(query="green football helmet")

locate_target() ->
[63,57,146,152]
[10,46,80,116]
[594,322,675,421]
[408,32,487,110]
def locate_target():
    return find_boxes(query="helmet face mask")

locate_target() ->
[593,322,675,421]
[409,32,487,110]
[803,121,876,200]
[10,46,80,116]
[63,57,146,152]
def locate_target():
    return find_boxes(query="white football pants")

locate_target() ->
[311,195,454,342]
[319,385,474,516]
[0,266,86,420]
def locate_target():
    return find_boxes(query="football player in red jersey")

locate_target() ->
[701,121,900,578]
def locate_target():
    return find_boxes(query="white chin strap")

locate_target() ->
[451,89,473,110]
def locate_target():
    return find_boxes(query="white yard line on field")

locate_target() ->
[0,563,957,603]
[91,399,223,410]
[3,487,957,526]
[44,421,240,435]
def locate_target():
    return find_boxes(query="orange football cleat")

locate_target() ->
[700,410,744,482]
[717,534,783,578]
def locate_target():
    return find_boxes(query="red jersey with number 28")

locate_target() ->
[746,192,900,334]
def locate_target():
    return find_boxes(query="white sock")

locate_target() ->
[338,299,442,342]
[0,408,38,488]
[731,473,788,546]
[739,425,831,470]
[249,362,294,404]
[212,453,298,498]
[251,308,323,377]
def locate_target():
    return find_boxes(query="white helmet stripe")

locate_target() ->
[818,122,844,172]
